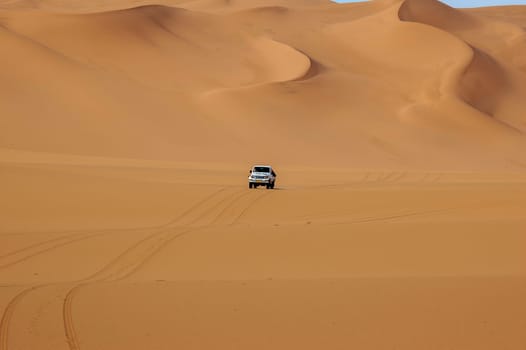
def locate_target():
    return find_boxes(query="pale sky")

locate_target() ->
[333,0,526,7]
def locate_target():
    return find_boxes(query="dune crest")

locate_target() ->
[202,37,313,98]
[458,47,510,117]
[180,0,331,13]
[398,0,521,131]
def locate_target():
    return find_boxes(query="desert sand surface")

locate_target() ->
[2,0,526,349]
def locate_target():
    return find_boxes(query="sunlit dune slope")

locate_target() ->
[1,0,526,169]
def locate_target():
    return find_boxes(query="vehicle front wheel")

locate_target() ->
[249,183,253,189]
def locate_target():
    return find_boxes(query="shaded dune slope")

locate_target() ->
[398,0,479,31]
[468,5,526,26]
[399,0,525,130]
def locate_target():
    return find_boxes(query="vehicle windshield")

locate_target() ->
[253,167,270,173]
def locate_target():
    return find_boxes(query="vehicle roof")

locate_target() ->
[252,165,272,168]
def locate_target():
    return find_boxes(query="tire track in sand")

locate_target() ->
[0,188,229,350]
[0,232,112,270]
[230,191,270,225]
[0,187,242,350]
[328,207,458,226]
[0,189,232,272]
[0,286,39,350]
[62,187,268,350]
[209,190,259,225]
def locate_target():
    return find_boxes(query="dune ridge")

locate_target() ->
[399,0,526,132]
[398,0,509,119]
[201,37,314,98]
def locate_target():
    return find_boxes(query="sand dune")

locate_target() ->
[398,0,526,132]
[1,0,526,349]
[1,0,526,166]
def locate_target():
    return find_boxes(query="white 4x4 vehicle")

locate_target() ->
[248,165,276,189]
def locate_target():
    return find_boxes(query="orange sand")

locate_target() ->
[1,0,526,349]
